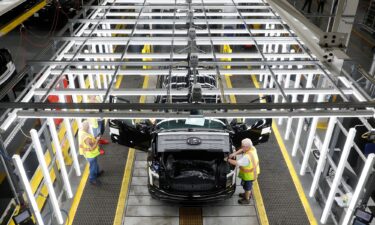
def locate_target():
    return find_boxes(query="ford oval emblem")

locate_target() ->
[187,137,201,145]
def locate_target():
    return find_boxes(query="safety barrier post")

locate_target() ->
[342,153,375,225]
[47,118,73,198]
[309,116,337,197]
[300,94,325,175]
[13,155,45,225]
[321,128,356,224]
[30,129,64,224]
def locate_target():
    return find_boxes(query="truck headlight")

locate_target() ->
[148,167,159,188]
[226,169,236,187]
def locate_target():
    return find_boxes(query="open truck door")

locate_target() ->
[108,95,151,151]
[230,96,272,149]
[109,119,151,151]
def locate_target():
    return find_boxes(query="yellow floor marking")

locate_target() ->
[251,75,318,225]
[0,0,47,36]
[115,75,123,89]
[113,148,135,225]
[225,75,269,225]
[0,172,6,184]
[252,181,269,225]
[272,124,318,225]
[224,75,237,104]
[317,121,328,130]
[139,75,149,104]
[113,70,149,225]
[65,165,89,225]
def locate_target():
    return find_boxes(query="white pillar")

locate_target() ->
[30,129,64,224]
[300,94,325,175]
[321,128,356,224]
[13,155,45,225]
[64,118,81,176]
[285,73,301,140]
[332,0,359,47]
[67,74,82,128]
[47,118,73,198]
[292,74,314,156]
[341,154,375,225]
[309,117,337,197]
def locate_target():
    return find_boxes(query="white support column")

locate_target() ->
[64,119,81,176]
[292,74,314,156]
[78,74,88,103]
[300,94,325,175]
[332,0,359,47]
[285,72,301,140]
[47,118,73,198]
[274,74,283,104]
[309,116,337,197]
[278,44,291,125]
[321,128,356,224]
[342,153,375,225]
[12,155,45,225]
[30,129,64,224]
[67,74,82,128]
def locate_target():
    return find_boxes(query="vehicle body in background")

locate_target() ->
[0,48,18,102]
[109,96,272,202]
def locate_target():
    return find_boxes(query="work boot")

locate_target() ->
[238,198,250,205]
[100,149,105,155]
[97,170,104,177]
[99,138,109,145]
[239,192,252,199]
[89,180,102,186]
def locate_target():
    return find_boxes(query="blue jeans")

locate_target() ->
[87,157,100,182]
[92,120,104,137]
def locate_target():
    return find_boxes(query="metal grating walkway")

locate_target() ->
[72,132,128,225]
[257,134,310,225]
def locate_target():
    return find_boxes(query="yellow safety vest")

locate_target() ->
[78,130,100,158]
[238,147,260,181]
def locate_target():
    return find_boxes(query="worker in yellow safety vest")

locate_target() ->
[88,95,109,155]
[227,138,260,204]
[79,120,104,186]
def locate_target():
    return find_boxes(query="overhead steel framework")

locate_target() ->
[1,0,375,225]
[0,0,373,125]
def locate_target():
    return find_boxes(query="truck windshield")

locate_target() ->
[156,118,226,130]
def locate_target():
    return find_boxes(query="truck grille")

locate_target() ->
[170,181,215,192]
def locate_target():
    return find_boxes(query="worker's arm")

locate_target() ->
[229,148,243,159]
[227,158,238,166]
[84,137,100,151]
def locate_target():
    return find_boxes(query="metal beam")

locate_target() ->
[32,87,352,96]
[16,110,374,119]
[0,102,374,110]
